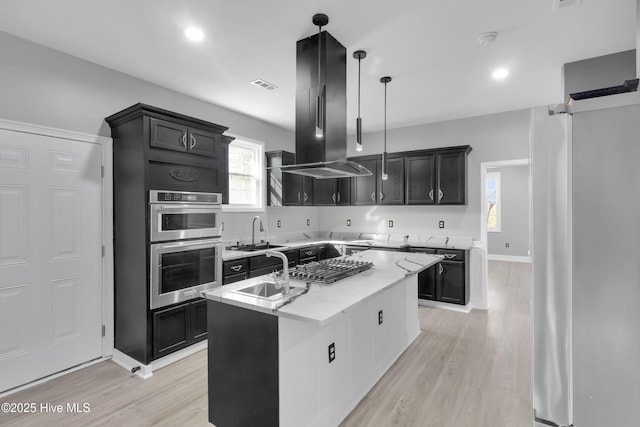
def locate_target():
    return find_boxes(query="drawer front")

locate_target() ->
[436,249,465,262]
[223,259,248,276]
[250,254,281,271]
[223,272,248,285]
[282,249,299,267]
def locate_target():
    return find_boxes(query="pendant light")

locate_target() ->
[312,14,328,139]
[353,50,366,151]
[380,76,391,180]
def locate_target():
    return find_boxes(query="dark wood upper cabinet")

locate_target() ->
[349,155,404,205]
[266,151,313,206]
[406,146,471,206]
[406,154,436,205]
[379,157,405,205]
[150,117,222,159]
[436,150,467,205]
[351,158,378,205]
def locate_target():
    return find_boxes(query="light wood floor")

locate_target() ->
[1,261,531,427]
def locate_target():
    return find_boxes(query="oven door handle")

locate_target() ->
[159,240,219,250]
[154,204,220,211]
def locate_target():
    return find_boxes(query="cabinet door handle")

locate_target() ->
[189,134,197,150]
[429,189,434,201]
[379,192,384,201]
[371,192,376,201]
[438,189,444,201]
[297,192,301,202]
[305,251,313,256]
[332,193,336,203]
[303,192,308,202]
[337,193,341,203]
[230,265,243,272]
[439,264,444,275]
[180,133,187,148]
[444,254,456,259]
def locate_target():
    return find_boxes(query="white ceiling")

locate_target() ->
[0,0,636,133]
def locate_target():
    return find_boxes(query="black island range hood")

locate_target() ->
[269,15,372,179]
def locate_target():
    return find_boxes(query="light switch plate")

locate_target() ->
[277,220,281,228]
[439,221,445,229]
[388,220,393,228]
[347,219,351,226]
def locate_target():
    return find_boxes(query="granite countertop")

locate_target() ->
[205,249,442,325]
[222,234,472,261]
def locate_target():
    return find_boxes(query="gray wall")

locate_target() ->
[487,165,530,257]
[0,30,309,242]
[318,109,531,241]
[563,50,636,101]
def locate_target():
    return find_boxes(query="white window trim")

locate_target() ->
[487,171,501,233]
[224,135,265,213]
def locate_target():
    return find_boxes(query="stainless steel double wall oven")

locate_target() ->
[149,190,222,310]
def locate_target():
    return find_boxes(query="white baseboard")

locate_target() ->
[418,299,472,313]
[0,357,108,398]
[112,340,208,379]
[487,254,531,263]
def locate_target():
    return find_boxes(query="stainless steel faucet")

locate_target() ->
[265,250,290,295]
[251,215,264,246]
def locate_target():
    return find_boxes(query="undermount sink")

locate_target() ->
[228,243,284,252]
[231,281,304,301]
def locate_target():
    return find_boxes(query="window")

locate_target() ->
[226,137,264,211]
[486,172,501,232]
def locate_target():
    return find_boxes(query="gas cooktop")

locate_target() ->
[289,258,374,284]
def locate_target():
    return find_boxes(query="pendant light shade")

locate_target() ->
[353,50,366,151]
[380,76,391,180]
[313,14,328,139]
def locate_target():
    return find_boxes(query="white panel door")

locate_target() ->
[0,128,103,392]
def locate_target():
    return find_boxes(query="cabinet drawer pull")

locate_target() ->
[337,193,341,203]
[379,192,384,201]
[371,192,375,201]
[439,264,444,275]
[444,254,456,259]
[230,265,243,272]
[438,189,444,201]
[189,134,197,150]
[297,192,301,202]
[180,133,187,148]
[303,192,308,202]
[429,189,434,200]
[332,193,336,203]
[304,251,313,256]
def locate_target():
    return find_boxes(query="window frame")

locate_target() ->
[486,171,501,233]
[224,136,265,213]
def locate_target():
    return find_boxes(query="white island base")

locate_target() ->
[206,250,436,427]
[279,275,419,427]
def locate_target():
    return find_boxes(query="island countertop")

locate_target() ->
[204,249,441,325]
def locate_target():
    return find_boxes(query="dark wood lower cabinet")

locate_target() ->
[438,261,466,304]
[414,248,469,305]
[152,298,208,359]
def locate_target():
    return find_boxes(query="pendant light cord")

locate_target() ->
[358,58,361,118]
[383,79,387,152]
[317,25,322,92]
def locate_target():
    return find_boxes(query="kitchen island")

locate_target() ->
[204,249,440,427]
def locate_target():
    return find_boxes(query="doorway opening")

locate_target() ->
[479,159,530,309]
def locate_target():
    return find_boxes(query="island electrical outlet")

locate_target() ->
[439,220,445,229]
[328,342,336,363]
[277,220,281,228]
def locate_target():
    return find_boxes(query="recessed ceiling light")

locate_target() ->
[184,27,204,42]
[492,68,509,80]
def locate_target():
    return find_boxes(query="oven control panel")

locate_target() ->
[150,190,221,204]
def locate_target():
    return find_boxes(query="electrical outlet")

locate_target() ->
[505,242,510,248]
[347,219,351,226]
[388,220,393,228]
[277,220,281,228]
[439,221,445,229]
[328,342,335,363]
[306,219,310,226]
[378,310,383,325]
